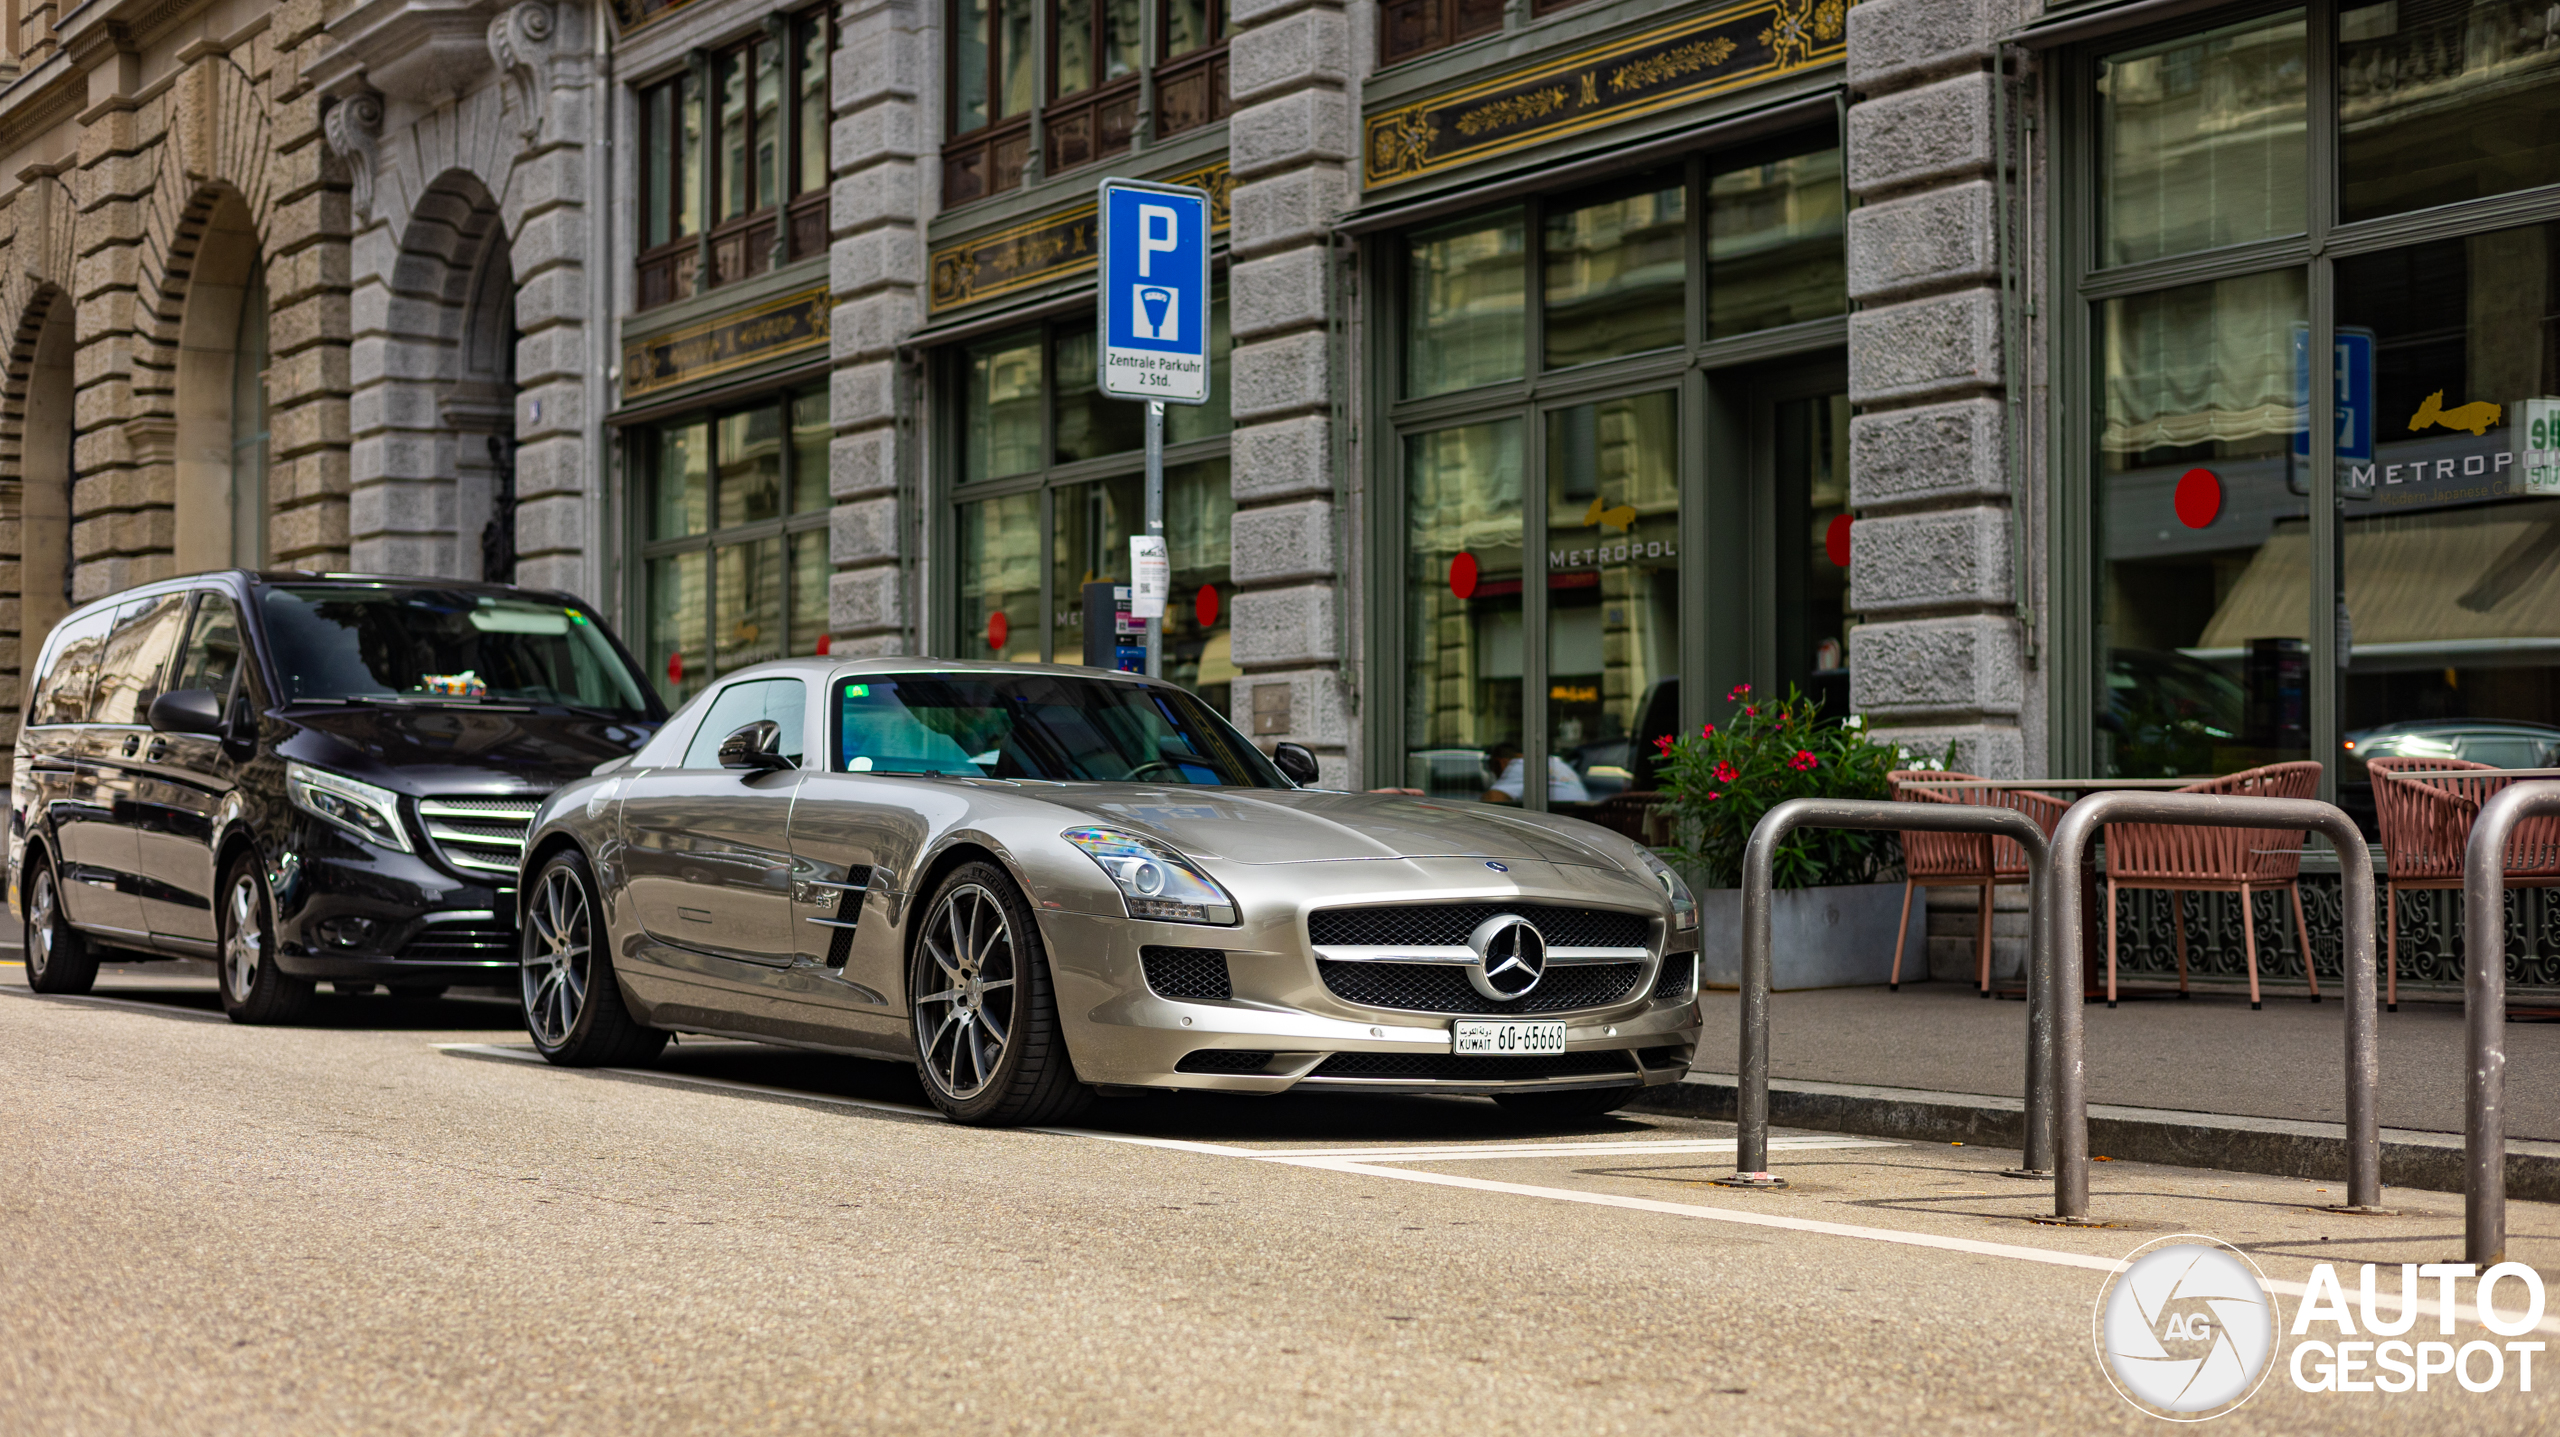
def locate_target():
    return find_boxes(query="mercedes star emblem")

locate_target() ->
[1465,913,1548,1000]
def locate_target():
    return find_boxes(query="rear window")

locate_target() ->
[259,586,655,718]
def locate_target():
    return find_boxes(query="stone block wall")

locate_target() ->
[1843,0,2031,778]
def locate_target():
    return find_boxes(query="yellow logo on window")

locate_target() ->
[2410,390,2502,437]
[1581,496,1638,531]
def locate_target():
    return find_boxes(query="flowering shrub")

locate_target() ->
[1655,684,1904,890]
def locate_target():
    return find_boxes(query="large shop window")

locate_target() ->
[2075,6,2560,822]
[638,391,833,707]
[946,302,1235,709]
[635,9,832,311]
[1385,132,1849,810]
[944,0,1230,207]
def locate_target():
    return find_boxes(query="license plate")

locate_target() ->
[1452,1019,1568,1055]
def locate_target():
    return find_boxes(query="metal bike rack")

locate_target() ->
[2459,780,2560,1264]
[1722,797,2053,1187]
[2046,792,2382,1222]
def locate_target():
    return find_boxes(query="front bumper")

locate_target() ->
[1036,857,1701,1094]
[271,819,517,983]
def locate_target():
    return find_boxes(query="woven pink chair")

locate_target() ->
[2368,756,2560,1012]
[2102,761,2324,1009]
[1888,771,2069,996]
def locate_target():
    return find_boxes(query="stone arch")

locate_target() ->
[350,168,518,578]
[168,189,270,574]
[0,283,77,778]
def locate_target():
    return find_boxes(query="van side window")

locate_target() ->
[679,679,807,768]
[91,594,192,727]
[28,608,117,726]
[170,594,246,700]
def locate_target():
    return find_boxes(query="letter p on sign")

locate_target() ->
[1138,205,1179,277]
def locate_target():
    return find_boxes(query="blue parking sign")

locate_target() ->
[1098,178,1211,405]
[2294,324,2376,463]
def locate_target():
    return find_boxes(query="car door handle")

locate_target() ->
[145,739,169,762]
[120,735,140,758]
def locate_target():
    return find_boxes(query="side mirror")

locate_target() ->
[147,689,225,737]
[1271,741,1319,787]
[717,720,794,773]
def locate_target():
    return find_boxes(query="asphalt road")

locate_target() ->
[5,964,2556,1434]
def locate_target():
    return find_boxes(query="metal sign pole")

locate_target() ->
[1145,400,1165,678]
[2460,780,2560,1264]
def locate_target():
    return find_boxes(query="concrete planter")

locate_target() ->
[1687,878,1920,991]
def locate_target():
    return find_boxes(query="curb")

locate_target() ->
[1629,1071,2560,1202]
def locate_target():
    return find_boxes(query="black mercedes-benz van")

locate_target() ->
[10,572,666,1021]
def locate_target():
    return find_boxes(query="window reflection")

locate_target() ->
[1707,143,1844,338]
[2340,0,2560,223]
[1543,173,1685,369]
[958,491,1042,663]
[965,331,1044,482]
[2098,12,2307,267]
[2097,270,2310,777]
[1776,392,1852,713]
[1046,462,1234,703]
[1405,420,1524,797]
[1545,393,1679,812]
[2336,221,2560,823]
[1406,209,1525,398]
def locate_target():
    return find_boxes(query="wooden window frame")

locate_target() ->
[635,7,832,313]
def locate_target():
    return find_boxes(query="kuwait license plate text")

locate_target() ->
[1452,1020,1568,1055]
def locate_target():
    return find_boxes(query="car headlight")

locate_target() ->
[1062,827,1237,925]
[286,762,413,853]
[1636,848,1698,932]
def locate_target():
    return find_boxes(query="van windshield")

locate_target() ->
[260,586,656,717]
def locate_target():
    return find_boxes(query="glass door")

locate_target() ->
[1541,390,1681,817]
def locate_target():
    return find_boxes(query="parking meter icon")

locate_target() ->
[1133,286,1177,341]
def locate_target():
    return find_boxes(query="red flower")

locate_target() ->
[1653,734,1675,756]
[1745,706,1759,717]
[1714,761,1738,782]
[1728,683,1752,702]
[1707,791,1723,801]
[1701,723,1715,737]
[1789,750,1819,772]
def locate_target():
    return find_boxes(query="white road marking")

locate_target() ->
[426,1041,2560,1335]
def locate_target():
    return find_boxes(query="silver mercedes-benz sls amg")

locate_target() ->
[515,657,1701,1126]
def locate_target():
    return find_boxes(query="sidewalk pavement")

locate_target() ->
[1650,981,2560,1197]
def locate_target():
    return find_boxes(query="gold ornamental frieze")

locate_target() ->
[927,161,1230,315]
[1363,0,1846,188]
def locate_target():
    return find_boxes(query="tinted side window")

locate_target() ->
[28,609,116,727]
[679,679,807,768]
[91,594,191,727]
[170,593,246,699]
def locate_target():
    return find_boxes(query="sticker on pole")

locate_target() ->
[1129,536,1169,618]
[1098,178,1211,405]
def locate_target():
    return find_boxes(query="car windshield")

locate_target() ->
[836,674,1287,786]
[260,585,655,717]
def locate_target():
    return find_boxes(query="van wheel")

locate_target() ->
[22,855,99,995]
[218,856,312,1025]
[522,849,665,1067]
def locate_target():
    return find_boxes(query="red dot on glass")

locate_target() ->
[1450,552,1479,600]
[2174,468,2223,529]
[1824,514,1854,569]
[987,611,1010,652]
[1196,583,1220,630]
[814,634,832,657]
[666,651,684,685]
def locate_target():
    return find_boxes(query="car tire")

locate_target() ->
[909,861,1090,1127]
[522,849,666,1068]
[22,853,100,995]
[218,855,313,1025]
[1493,1085,1639,1124]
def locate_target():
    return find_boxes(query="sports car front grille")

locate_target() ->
[1316,960,1645,1015]
[399,921,517,964]
[417,797,542,878]
[1308,903,1649,950]
[1175,1049,1273,1074]
[1142,946,1232,1001]
[1651,953,1698,1003]
[1308,1051,1638,1082]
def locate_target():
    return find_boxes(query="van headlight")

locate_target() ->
[1636,848,1698,932]
[287,762,413,853]
[1062,827,1237,925]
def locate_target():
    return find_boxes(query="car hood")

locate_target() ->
[284,705,658,796]
[1032,786,1630,869]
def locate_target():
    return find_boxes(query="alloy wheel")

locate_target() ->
[522,865,592,1048]
[26,866,57,982]
[223,873,265,1003]
[914,883,1018,1102]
